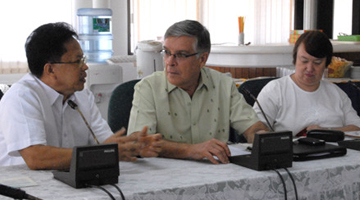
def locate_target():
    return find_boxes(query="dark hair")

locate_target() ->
[292,31,333,67]
[25,22,78,78]
[164,20,211,54]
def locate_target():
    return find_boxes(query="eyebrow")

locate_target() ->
[75,54,84,59]
[164,48,191,54]
[300,56,323,61]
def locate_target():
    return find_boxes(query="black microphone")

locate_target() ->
[67,100,100,144]
[241,87,275,131]
[348,80,360,91]
[0,184,43,200]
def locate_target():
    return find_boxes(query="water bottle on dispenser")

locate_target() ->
[77,8,113,63]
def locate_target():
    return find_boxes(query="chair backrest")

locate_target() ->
[238,77,278,106]
[333,81,360,116]
[108,79,141,133]
[229,77,278,143]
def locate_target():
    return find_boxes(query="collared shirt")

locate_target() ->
[0,73,112,166]
[128,67,259,144]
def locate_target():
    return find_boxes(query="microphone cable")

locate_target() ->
[67,100,100,144]
[272,169,287,200]
[284,168,299,200]
[110,184,126,200]
[241,87,274,131]
[87,184,116,200]
[0,183,43,200]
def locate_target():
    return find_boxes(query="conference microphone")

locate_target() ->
[241,87,274,131]
[348,80,360,91]
[67,100,100,144]
[0,184,43,200]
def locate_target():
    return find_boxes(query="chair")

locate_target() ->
[238,77,278,106]
[108,79,141,133]
[229,77,278,143]
[333,81,360,116]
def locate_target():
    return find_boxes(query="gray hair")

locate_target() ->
[164,20,211,54]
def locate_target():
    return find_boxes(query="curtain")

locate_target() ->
[253,0,291,44]
[0,0,72,74]
[130,0,198,51]
[131,0,292,50]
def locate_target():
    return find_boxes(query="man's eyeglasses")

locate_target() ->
[50,56,87,68]
[161,50,198,61]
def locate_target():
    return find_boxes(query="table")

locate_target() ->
[1,145,360,200]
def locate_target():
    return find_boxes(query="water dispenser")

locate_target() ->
[77,8,113,63]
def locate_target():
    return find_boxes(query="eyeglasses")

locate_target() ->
[50,56,87,68]
[161,50,199,61]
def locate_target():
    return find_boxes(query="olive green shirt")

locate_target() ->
[127,67,259,144]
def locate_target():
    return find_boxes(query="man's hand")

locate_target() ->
[136,127,163,157]
[187,138,231,164]
[104,126,162,162]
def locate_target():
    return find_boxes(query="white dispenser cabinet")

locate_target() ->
[85,63,122,121]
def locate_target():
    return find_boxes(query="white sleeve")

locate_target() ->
[0,85,47,157]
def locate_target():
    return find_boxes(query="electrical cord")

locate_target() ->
[284,168,299,200]
[88,185,115,200]
[273,169,287,200]
[110,184,126,200]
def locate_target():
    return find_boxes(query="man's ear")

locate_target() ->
[199,52,209,67]
[43,63,54,75]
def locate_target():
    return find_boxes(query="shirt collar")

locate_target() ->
[165,67,211,93]
[31,74,68,106]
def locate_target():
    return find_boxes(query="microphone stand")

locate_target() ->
[67,100,100,144]
[241,87,275,131]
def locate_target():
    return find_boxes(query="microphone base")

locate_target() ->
[229,131,293,171]
[53,144,119,189]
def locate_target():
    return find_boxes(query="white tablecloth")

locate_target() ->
[1,147,360,200]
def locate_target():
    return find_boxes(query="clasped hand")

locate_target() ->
[104,126,162,161]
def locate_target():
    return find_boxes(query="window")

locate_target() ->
[130,0,292,52]
[130,0,198,51]
[0,0,72,73]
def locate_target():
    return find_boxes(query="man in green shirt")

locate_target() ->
[128,20,269,164]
